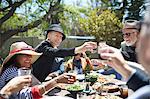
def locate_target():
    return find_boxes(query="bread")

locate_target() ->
[95,95,122,99]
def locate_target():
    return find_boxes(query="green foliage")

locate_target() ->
[79,9,123,47]
[0,14,26,31]
[127,0,145,20]
[0,0,144,49]
[87,0,145,21]
[58,4,123,47]
[58,5,84,35]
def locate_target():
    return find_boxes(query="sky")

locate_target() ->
[63,0,90,7]
[16,0,89,15]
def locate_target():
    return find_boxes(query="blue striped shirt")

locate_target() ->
[0,66,18,89]
[0,66,33,99]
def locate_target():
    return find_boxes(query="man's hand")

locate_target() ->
[75,42,97,54]
[99,46,135,79]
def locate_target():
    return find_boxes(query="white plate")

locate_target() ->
[76,74,85,80]
[42,96,73,99]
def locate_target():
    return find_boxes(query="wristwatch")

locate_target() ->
[0,93,9,99]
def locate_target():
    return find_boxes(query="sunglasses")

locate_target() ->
[122,32,134,37]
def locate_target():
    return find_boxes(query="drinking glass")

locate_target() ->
[98,41,108,54]
[119,84,128,98]
[86,42,97,53]
[18,67,31,87]
[98,41,110,65]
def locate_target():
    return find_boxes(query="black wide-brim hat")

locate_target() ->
[45,24,66,41]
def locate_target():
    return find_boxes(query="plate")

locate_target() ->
[95,95,122,99]
[92,82,120,93]
[57,83,72,90]
[43,96,73,99]
[76,74,85,81]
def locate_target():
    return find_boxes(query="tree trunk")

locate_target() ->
[0,0,62,49]
[0,34,3,50]
[0,32,13,50]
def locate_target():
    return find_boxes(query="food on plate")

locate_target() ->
[92,83,119,93]
[102,84,119,93]
[85,73,98,82]
[97,75,109,83]
[67,84,84,92]
[97,75,124,84]
[95,95,122,99]
[57,82,86,90]
[57,83,71,90]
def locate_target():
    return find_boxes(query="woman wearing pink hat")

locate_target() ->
[0,42,76,99]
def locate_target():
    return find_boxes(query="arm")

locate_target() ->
[99,46,136,80]
[35,41,75,57]
[127,85,150,99]
[127,68,150,91]
[42,47,75,57]
[49,63,65,76]
[45,59,65,79]
[34,73,76,96]
[99,46,150,91]
[0,76,32,98]
[35,41,97,57]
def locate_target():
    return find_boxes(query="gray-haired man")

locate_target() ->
[121,20,141,63]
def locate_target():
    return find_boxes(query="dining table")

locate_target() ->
[45,72,134,99]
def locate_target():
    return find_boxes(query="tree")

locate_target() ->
[126,0,145,20]
[87,0,145,21]
[58,4,89,36]
[79,9,123,47]
[0,0,63,49]
[57,2,123,47]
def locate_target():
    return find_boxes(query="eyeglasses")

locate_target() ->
[122,33,132,37]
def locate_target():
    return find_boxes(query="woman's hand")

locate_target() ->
[0,75,32,95]
[55,73,76,84]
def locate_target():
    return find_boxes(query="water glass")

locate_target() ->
[119,84,128,98]
[98,41,108,54]
[18,67,31,87]
[86,42,97,53]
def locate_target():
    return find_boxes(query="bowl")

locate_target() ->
[85,74,98,83]
[67,84,84,99]
[67,84,84,93]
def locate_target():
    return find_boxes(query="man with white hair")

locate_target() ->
[98,7,150,98]
[121,20,141,63]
